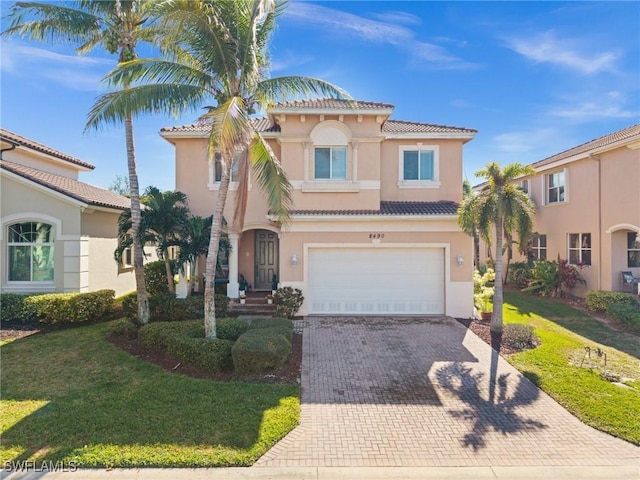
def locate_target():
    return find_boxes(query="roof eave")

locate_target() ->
[384,132,476,141]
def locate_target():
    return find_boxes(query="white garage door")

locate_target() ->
[307,247,445,315]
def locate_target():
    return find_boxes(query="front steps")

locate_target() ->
[230,291,276,316]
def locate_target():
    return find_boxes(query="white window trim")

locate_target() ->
[120,234,133,269]
[543,168,568,205]
[397,144,441,188]
[532,234,547,260]
[207,156,250,191]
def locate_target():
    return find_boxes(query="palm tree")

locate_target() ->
[459,179,483,269]
[116,186,189,294]
[458,162,536,333]
[3,0,161,323]
[86,0,350,338]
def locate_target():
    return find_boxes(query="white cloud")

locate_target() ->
[270,50,315,73]
[548,91,636,122]
[493,128,557,154]
[505,31,619,75]
[284,3,476,70]
[371,11,422,26]
[1,43,111,91]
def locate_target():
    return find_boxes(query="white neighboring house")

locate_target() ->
[0,128,153,296]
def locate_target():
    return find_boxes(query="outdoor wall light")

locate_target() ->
[456,255,464,267]
[290,253,298,267]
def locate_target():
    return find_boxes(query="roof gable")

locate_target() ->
[0,128,95,171]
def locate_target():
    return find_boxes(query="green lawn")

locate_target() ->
[0,321,299,467]
[503,291,640,445]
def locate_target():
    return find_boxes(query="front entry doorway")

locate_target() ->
[254,230,278,290]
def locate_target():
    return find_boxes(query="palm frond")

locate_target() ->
[255,76,351,109]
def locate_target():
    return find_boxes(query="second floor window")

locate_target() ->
[546,170,566,204]
[403,148,434,181]
[314,147,347,180]
[568,233,591,266]
[214,153,239,182]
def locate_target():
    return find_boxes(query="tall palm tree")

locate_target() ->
[458,162,536,332]
[3,0,161,323]
[115,186,189,294]
[86,0,350,338]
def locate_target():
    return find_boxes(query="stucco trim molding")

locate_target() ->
[606,223,640,234]
[0,212,77,241]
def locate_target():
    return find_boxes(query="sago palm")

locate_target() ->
[458,162,536,332]
[87,0,350,338]
[3,0,163,323]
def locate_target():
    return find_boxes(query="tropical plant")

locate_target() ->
[473,268,495,314]
[2,0,163,323]
[523,257,586,297]
[457,162,536,332]
[459,179,484,268]
[87,0,350,338]
[115,186,189,294]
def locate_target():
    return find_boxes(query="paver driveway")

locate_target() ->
[256,316,640,468]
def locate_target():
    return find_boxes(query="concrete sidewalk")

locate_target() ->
[3,466,640,480]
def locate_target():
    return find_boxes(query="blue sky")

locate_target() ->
[1,1,639,192]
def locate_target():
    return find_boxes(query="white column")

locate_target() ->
[227,233,240,298]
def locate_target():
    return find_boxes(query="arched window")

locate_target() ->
[7,222,54,282]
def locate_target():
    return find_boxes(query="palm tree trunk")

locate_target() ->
[491,216,504,333]
[125,114,150,324]
[164,255,175,294]
[204,158,232,339]
[187,261,196,298]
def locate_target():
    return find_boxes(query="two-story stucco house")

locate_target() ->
[479,124,640,296]
[161,99,477,318]
[0,128,146,296]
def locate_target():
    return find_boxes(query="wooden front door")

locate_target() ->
[254,230,278,290]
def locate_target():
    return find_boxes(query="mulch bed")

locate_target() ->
[456,318,524,356]
[108,331,302,384]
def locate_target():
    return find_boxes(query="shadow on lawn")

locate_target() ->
[505,291,640,361]
[0,326,298,467]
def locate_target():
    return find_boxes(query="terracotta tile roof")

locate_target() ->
[1,161,130,210]
[382,120,476,135]
[160,117,281,134]
[0,128,95,170]
[533,123,640,168]
[290,201,459,216]
[270,99,394,111]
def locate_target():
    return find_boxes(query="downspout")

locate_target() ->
[590,154,602,290]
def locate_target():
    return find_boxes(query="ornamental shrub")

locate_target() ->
[0,293,34,322]
[144,259,177,295]
[232,329,292,373]
[524,257,585,297]
[502,324,538,350]
[247,317,294,342]
[606,303,640,333]
[273,287,304,319]
[216,317,248,341]
[585,290,638,313]
[138,320,232,371]
[122,293,228,322]
[508,262,533,289]
[24,289,115,324]
[109,318,139,340]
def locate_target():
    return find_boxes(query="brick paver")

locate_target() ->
[256,316,640,467]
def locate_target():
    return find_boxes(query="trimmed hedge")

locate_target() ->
[138,320,233,372]
[0,293,36,322]
[585,290,638,313]
[232,318,294,373]
[216,317,249,341]
[22,289,114,325]
[606,303,640,333]
[109,318,139,340]
[122,293,229,322]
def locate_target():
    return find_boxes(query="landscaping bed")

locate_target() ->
[109,328,302,384]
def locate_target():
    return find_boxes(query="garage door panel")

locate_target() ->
[307,247,444,315]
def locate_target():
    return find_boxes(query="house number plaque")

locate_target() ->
[369,233,385,239]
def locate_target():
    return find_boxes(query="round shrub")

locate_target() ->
[273,287,304,319]
[144,260,177,295]
[502,324,538,350]
[232,330,292,374]
[110,319,139,340]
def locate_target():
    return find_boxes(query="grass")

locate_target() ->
[503,291,640,445]
[0,321,299,468]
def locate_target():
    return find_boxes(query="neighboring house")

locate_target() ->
[479,124,640,295]
[161,99,477,318]
[0,128,147,296]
